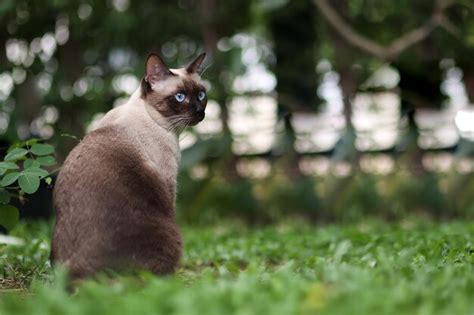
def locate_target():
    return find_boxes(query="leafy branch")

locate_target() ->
[0,139,56,231]
[313,0,458,61]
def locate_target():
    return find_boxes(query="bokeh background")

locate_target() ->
[1,0,473,224]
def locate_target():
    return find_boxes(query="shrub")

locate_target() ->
[0,139,56,231]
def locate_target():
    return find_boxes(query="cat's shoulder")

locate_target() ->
[85,124,129,144]
[69,125,136,159]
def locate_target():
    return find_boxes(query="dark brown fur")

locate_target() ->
[51,126,181,278]
[141,78,207,120]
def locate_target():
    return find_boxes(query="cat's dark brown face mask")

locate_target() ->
[141,53,207,127]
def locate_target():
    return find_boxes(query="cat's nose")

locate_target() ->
[196,110,205,120]
[193,103,205,114]
[196,107,205,114]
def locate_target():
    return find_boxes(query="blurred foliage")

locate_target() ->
[176,163,474,224]
[0,2,473,312]
[0,0,473,224]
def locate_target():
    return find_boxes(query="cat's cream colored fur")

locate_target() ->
[93,67,203,192]
[95,88,181,201]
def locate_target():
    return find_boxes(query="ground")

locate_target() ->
[0,219,473,315]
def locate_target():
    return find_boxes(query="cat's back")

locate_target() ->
[51,123,182,276]
[56,124,135,188]
[56,101,158,191]
[54,106,179,218]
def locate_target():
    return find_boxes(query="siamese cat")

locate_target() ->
[51,53,207,278]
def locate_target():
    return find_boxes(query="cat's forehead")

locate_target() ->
[172,68,205,82]
[169,68,188,77]
[151,68,204,94]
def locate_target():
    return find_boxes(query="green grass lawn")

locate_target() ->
[0,219,473,315]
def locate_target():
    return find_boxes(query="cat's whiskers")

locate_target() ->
[165,116,183,130]
[165,116,191,133]
[177,119,194,142]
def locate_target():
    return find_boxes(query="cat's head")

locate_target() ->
[141,53,207,128]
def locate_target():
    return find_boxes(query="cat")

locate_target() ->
[51,53,207,278]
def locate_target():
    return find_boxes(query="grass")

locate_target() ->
[0,219,473,315]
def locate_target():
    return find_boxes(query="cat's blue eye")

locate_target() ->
[198,91,206,101]
[175,92,186,102]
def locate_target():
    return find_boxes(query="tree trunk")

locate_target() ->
[198,0,239,179]
[396,60,444,175]
[268,0,319,178]
[327,0,360,166]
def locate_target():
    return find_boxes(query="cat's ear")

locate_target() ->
[145,54,172,83]
[185,53,206,74]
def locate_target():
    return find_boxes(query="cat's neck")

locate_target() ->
[93,88,180,142]
[97,88,181,162]
[128,88,175,132]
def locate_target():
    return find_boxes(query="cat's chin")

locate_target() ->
[188,114,205,126]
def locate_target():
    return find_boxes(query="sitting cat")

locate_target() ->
[51,53,207,278]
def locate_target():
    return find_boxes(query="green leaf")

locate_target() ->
[18,173,40,194]
[0,161,20,176]
[24,159,40,169]
[36,155,57,166]
[45,177,52,185]
[0,172,21,186]
[4,148,28,161]
[0,187,10,204]
[0,205,19,230]
[0,161,20,170]
[23,167,49,178]
[30,144,55,156]
[25,138,39,146]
